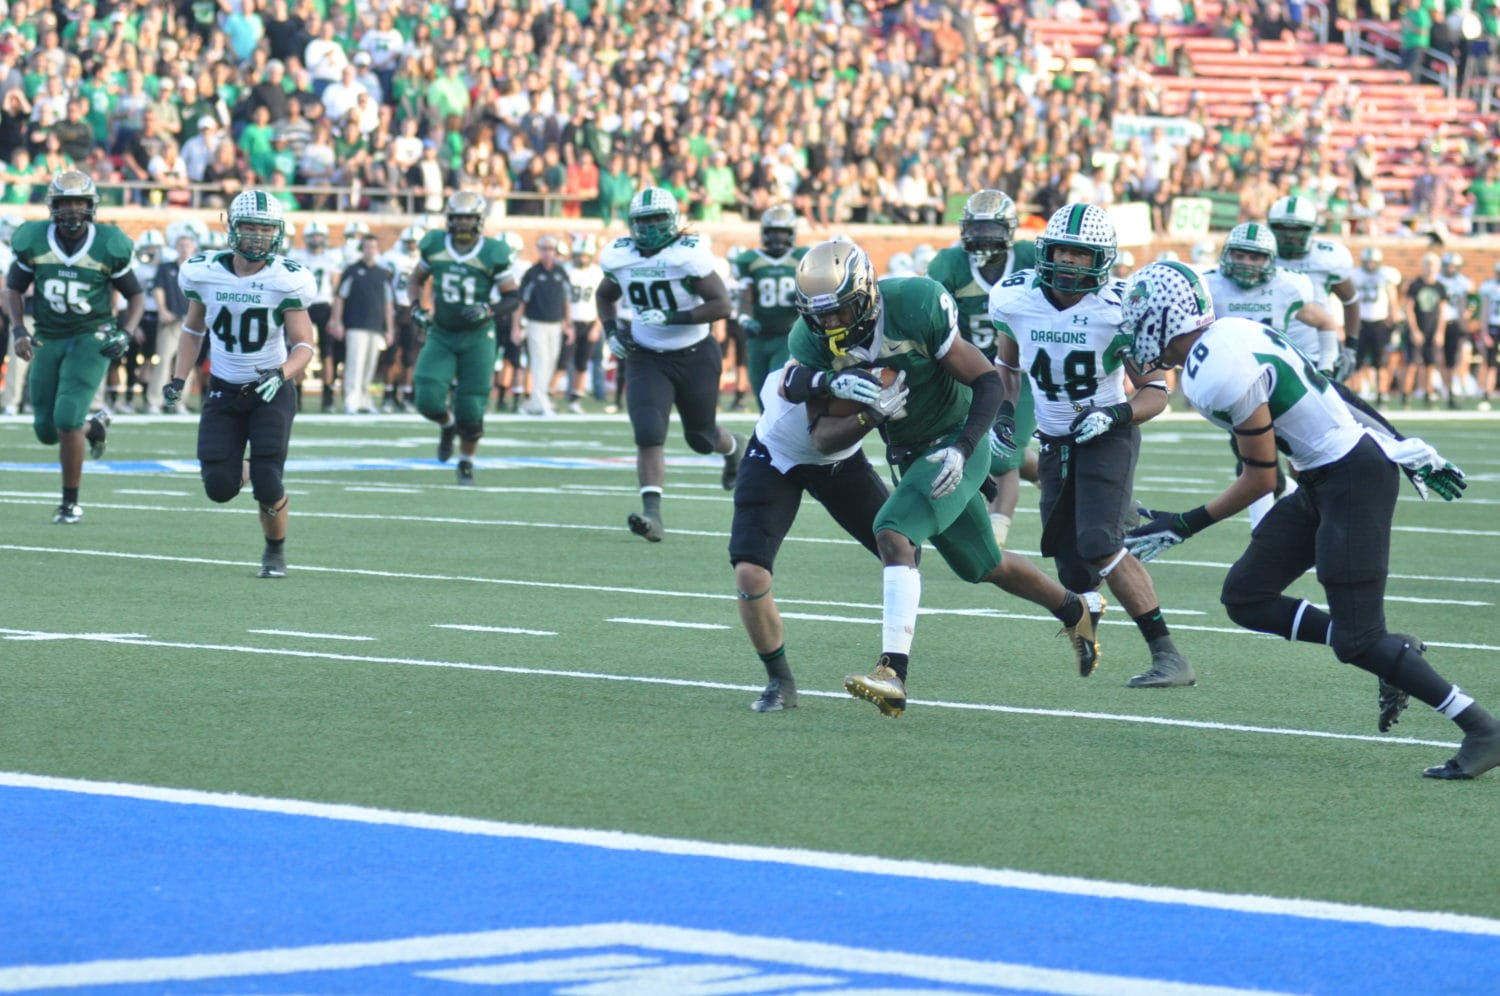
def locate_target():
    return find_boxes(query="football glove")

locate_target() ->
[828,368,884,406]
[1124,507,1197,563]
[635,308,670,327]
[254,366,285,403]
[990,400,1017,458]
[163,377,185,412]
[926,445,967,499]
[740,316,763,336]
[866,369,908,422]
[1070,402,1132,445]
[1394,439,1467,501]
[604,320,635,359]
[459,303,492,326]
[98,323,130,360]
[411,306,432,331]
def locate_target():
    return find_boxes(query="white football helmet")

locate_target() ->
[1361,246,1384,270]
[342,219,371,241]
[960,189,1019,265]
[886,251,916,278]
[570,233,597,261]
[226,189,285,261]
[629,186,680,252]
[303,220,329,249]
[1441,251,1464,275]
[135,228,165,260]
[1123,261,1216,373]
[910,243,936,276]
[1220,222,1278,289]
[399,225,425,252]
[1267,195,1319,259]
[1036,203,1117,293]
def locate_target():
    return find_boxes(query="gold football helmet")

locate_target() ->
[445,191,488,245]
[794,240,880,356]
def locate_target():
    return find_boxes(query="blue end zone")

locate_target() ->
[3,784,1499,993]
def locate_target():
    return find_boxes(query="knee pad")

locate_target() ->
[248,460,284,508]
[632,411,669,449]
[683,428,718,455]
[1223,596,1292,637]
[1056,558,1097,596]
[33,424,58,446]
[1076,525,1123,564]
[456,420,484,442]
[201,462,244,504]
[1332,624,1394,668]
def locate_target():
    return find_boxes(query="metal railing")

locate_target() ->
[1303,0,1330,45]
[1342,19,1455,97]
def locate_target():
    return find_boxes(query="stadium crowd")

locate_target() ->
[0,0,1490,229]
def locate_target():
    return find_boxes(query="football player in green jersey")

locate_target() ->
[733,204,809,409]
[4,171,144,524]
[407,191,520,485]
[781,239,1100,717]
[926,189,1040,547]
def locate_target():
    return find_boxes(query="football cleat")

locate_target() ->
[627,510,663,543]
[52,502,82,524]
[1423,715,1500,780]
[844,657,907,717]
[751,677,798,713]
[1378,679,1410,733]
[721,433,745,491]
[1127,649,1197,688]
[455,459,475,485]
[1061,593,1102,677]
[84,410,110,460]
[258,543,286,578]
[436,423,457,462]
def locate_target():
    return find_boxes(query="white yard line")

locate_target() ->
[606,618,732,630]
[247,630,376,642]
[432,624,557,636]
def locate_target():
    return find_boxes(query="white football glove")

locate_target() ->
[926,445,967,499]
[1071,410,1116,445]
[867,369,908,421]
[828,368,883,406]
[1394,439,1466,501]
[634,308,670,326]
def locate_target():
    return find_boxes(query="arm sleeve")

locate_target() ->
[7,261,33,292]
[111,271,143,297]
[954,370,1003,458]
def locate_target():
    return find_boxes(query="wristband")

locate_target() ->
[1179,505,1215,536]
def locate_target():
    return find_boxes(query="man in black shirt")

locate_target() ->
[512,235,572,416]
[1404,252,1449,407]
[330,235,395,414]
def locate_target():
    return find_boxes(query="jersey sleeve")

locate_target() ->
[416,230,445,268]
[677,237,717,279]
[597,237,633,276]
[905,278,960,359]
[10,222,43,270]
[987,279,1023,341]
[1195,340,1270,426]
[101,226,136,278]
[276,266,317,323]
[177,257,204,301]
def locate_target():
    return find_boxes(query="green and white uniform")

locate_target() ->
[928,240,1037,473]
[1205,266,1318,358]
[411,231,516,425]
[733,245,808,403]
[1279,235,1354,366]
[789,276,1002,583]
[178,251,317,383]
[13,219,133,440]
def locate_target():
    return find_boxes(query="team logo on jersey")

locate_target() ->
[1071,314,1088,325]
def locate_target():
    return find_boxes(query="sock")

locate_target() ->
[1438,687,1479,723]
[1147,634,1179,657]
[1053,590,1084,628]
[758,645,793,682]
[1453,700,1495,733]
[881,565,921,657]
[1134,607,1170,643]
[989,512,1011,547]
[881,651,910,682]
[1290,599,1333,644]
[62,486,79,506]
[265,537,285,552]
[641,487,662,519]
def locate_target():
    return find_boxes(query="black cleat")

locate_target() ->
[627,510,663,542]
[84,410,110,460]
[259,544,286,578]
[52,502,82,524]
[1378,679,1410,733]
[455,459,475,485]
[1423,718,1500,780]
[721,432,745,491]
[751,678,798,712]
[437,423,458,462]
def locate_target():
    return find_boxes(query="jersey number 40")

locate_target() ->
[212,306,270,353]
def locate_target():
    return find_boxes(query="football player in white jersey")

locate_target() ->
[1349,247,1404,403]
[377,225,424,411]
[288,220,343,411]
[1205,223,1340,364]
[1122,262,1500,780]
[1436,251,1474,407]
[596,186,743,542]
[1476,261,1500,403]
[1267,195,1358,372]
[562,234,603,412]
[167,190,318,579]
[991,203,1191,689]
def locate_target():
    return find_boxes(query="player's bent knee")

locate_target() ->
[249,464,284,507]
[734,561,772,599]
[683,429,718,454]
[1332,625,1389,667]
[455,420,483,442]
[202,464,244,504]
[632,417,669,449]
[33,425,58,445]
[1057,559,1097,595]
[1077,526,1124,565]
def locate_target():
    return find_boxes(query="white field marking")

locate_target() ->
[246,629,377,642]
[607,617,732,631]
[343,485,424,495]
[0,626,1462,752]
[2,631,149,642]
[2,776,1498,947]
[112,488,190,496]
[433,623,557,636]
[6,546,1499,651]
[0,923,1293,996]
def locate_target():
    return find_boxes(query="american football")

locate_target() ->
[827,367,898,417]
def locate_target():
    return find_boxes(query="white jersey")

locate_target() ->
[754,364,860,472]
[1478,278,1500,328]
[988,270,1131,437]
[287,247,341,305]
[379,247,421,308]
[599,233,718,350]
[1182,317,1364,472]
[1204,266,1318,357]
[134,258,160,313]
[1351,265,1403,323]
[565,262,603,325]
[179,251,318,384]
[1437,272,1473,324]
[1277,238,1353,309]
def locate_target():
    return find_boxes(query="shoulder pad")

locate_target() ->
[418,230,445,256]
[1099,279,1127,305]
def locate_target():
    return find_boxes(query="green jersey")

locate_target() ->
[11,220,134,338]
[925,240,1036,360]
[789,276,969,449]
[417,230,516,332]
[733,246,808,337]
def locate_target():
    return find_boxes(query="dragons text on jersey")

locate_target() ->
[179,251,318,383]
[600,233,718,351]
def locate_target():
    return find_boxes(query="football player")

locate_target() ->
[1436,251,1474,408]
[781,238,1100,717]
[1267,196,1358,374]
[1349,247,1404,404]
[4,171,144,524]
[991,203,1190,689]
[289,221,343,411]
[122,229,166,412]
[377,225,425,412]
[731,204,809,409]
[927,188,1040,548]
[596,187,744,541]
[407,191,520,485]
[167,190,318,578]
[562,234,604,412]
[1476,261,1500,404]
[1121,262,1500,780]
